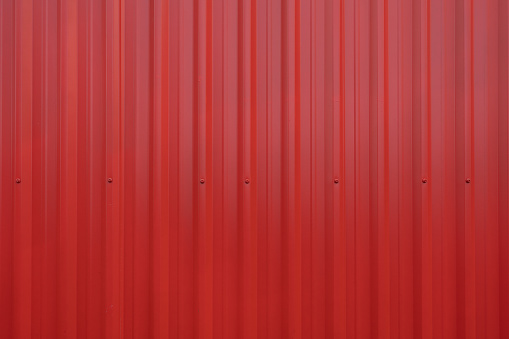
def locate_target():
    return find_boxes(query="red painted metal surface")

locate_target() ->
[1,0,509,338]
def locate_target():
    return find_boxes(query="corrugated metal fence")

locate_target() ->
[1,0,508,338]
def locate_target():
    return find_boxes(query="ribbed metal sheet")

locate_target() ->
[1,0,509,338]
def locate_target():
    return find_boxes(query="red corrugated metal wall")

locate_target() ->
[1,0,509,338]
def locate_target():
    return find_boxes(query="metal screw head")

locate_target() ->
[465,178,471,183]
[107,178,113,183]
[422,178,428,184]
[15,178,21,184]
[334,178,339,184]
[200,178,205,184]
[245,178,250,184]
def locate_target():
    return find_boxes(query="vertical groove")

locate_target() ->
[294,0,302,336]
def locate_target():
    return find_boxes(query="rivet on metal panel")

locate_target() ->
[15,178,21,184]
[334,178,339,184]
[422,178,428,184]
[107,178,113,183]
[200,178,205,184]
[465,178,471,183]
[245,178,250,184]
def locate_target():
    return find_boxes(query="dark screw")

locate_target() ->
[245,178,250,184]
[422,178,428,184]
[200,178,205,184]
[465,178,471,183]
[334,178,339,184]
[15,178,21,184]
[107,178,113,183]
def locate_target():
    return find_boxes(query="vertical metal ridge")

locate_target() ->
[13,1,33,337]
[0,1,15,337]
[167,0,180,336]
[292,0,303,336]
[498,2,509,338]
